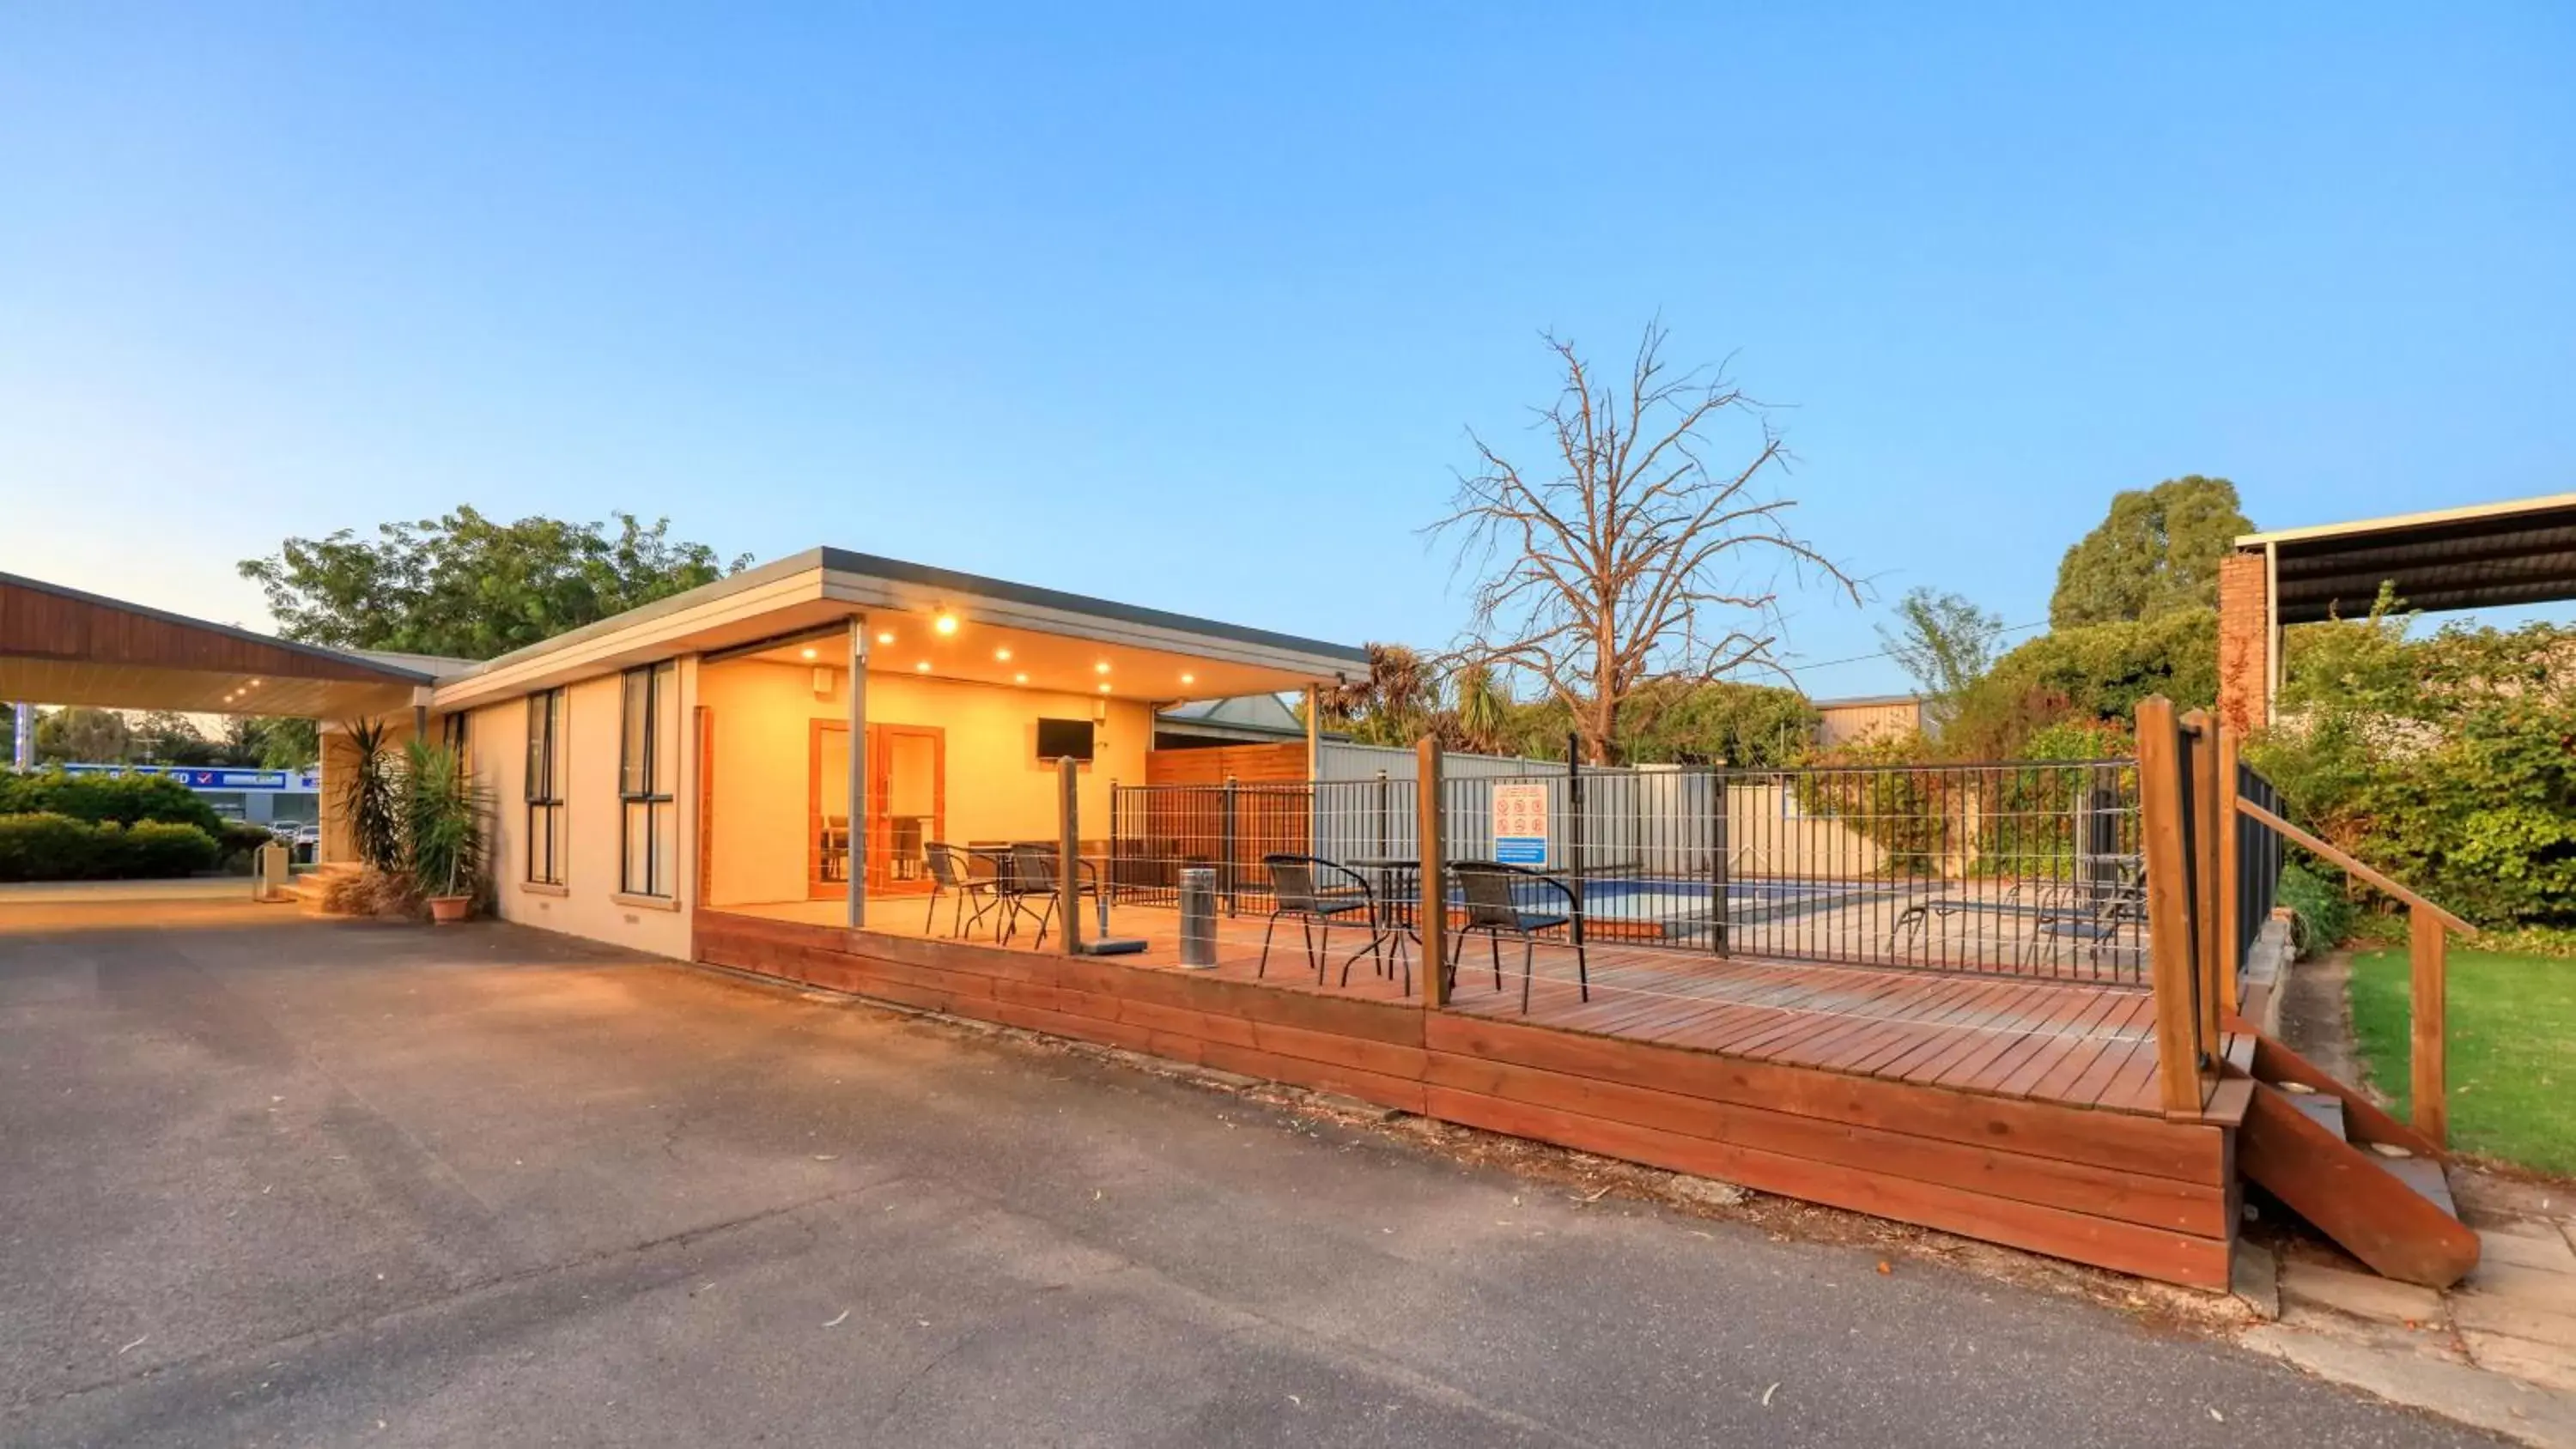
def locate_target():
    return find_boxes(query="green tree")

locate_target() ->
[1616,679,1819,766]
[1876,586,2005,733]
[133,711,220,766]
[1322,643,1437,747]
[1451,664,1510,755]
[258,718,320,771]
[1944,609,2219,757]
[34,707,133,764]
[2048,476,2251,628]
[240,507,750,661]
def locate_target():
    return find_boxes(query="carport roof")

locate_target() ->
[0,570,435,718]
[2239,492,2576,625]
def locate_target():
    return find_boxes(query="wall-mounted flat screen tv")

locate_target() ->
[1036,718,1095,762]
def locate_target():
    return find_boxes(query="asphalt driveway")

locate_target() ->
[0,907,2494,1446]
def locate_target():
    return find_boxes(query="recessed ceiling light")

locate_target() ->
[915,661,931,673]
[1097,682,1112,694]
[1094,661,1110,675]
[1180,672,1194,685]
[800,646,817,660]
[877,631,896,646]
[1013,672,1028,684]
[247,679,262,687]
[993,647,1012,662]
[933,613,958,636]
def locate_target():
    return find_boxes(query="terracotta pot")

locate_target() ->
[428,895,472,925]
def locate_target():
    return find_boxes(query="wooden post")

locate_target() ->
[2410,906,2447,1146]
[2136,697,2204,1118]
[846,615,868,931]
[1304,682,1321,783]
[1059,754,1082,957]
[1416,736,1445,1009]
[2184,710,2224,1054]
[2215,718,2242,1018]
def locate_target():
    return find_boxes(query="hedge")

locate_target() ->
[0,768,225,835]
[0,813,222,882]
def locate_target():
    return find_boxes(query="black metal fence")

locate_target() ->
[2235,761,2286,969]
[1110,757,2153,981]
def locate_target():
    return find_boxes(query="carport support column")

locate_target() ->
[847,615,869,931]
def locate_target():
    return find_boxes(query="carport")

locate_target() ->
[1,571,440,857]
[2216,492,2576,730]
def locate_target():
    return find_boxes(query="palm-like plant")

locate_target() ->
[340,717,404,873]
[1452,664,1509,754]
[403,739,488,903]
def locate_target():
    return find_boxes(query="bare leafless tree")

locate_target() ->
[1431,323,1858,764]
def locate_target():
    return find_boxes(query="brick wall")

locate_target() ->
[2216,549,2269,734]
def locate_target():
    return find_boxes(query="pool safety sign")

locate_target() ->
[1492,783,1549,864]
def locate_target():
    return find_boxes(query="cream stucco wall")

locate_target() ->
[698,658,844,908]
[471,663,698,960]
[696,658,1152,907]
[864,670,1151,845]
[445,646,1151,957]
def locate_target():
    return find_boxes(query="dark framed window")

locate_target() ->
[525,689,567,886]
[619,662,680,897]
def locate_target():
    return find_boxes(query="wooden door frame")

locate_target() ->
[867,723,946,894]
[809,719,945,899]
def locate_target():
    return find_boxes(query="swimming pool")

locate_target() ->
[1490,875,1898,926]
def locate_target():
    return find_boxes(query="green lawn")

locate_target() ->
[2349,947,2576,1178]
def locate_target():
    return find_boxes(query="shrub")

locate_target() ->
[2275,861,2356,957]
[1947,610,2218,758]
[0,767,224,835]
[0,813,221,881]
[2247,611,2576,928]
[216,821,281,869]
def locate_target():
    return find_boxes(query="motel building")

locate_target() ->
[0,552,1364,959]
[405,549,1364,955]
[23,500,2546,1294]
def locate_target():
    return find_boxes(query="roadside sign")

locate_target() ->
[1492,782,1548,864]
[56,763,314,791]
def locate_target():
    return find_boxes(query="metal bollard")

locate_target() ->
[1178,867,1218,969]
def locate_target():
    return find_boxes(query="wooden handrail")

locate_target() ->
[2232,797,2476,937]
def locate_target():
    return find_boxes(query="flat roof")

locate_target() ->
[422,547,1368,711]
[2237,492,2576,624]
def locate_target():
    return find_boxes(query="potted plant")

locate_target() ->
[404,738,488,924]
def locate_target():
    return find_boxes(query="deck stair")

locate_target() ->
[2236,1033,2479,1288]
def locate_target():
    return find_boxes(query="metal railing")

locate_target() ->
[1112,757,2147,981]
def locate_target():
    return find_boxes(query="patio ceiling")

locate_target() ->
[2241,492,2576,625]
[727,612,1322,701]
[0,572,430,718]
[429,547,1365,711]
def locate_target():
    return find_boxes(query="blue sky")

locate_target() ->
[3,3,2569,697]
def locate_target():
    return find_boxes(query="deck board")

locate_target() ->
[714,897,2178,1120]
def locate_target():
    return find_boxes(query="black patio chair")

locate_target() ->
[1449,861,1589,1013]
[1001,843,1097,950]
[1259,854,1392,989]
[922,841,1002,940]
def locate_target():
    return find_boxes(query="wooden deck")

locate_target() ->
[696,900,2240,1288]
